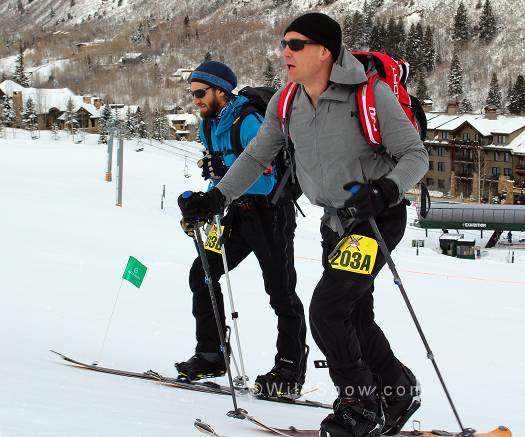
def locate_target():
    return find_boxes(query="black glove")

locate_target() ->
[180,218,206,238]
[198,151,228,180]
[343,178,399,220]
[178,187,225,221]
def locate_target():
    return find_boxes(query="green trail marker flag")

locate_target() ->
[122,256,147,288]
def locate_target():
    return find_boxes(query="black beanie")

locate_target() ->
[284,12,342,61]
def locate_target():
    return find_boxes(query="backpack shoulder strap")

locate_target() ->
[277,82,300,133]
[230,104,261,157]
[356,74,382,148]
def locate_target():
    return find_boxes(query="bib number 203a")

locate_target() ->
[204,224,224,254]
[328,235,378,275]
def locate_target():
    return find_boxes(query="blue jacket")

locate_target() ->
[200,95,277,196]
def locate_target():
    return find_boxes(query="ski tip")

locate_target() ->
[194,418,215,435]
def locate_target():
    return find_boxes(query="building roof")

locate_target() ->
[426,111,525,137]
[507,129,525,155]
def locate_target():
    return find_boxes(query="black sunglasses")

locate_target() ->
[190,87,211,98]
[280,39,318,51]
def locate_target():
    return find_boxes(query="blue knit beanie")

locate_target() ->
[190,61,237,95]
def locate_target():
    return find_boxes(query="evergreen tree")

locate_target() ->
[272,75,283,91]
[369,19,386,52]
[342,10,353,49]
[486,72,502,108]
[64,97,78,133]
[416,72,429,102]
[0,103,5,135]
[349,11,365,51]
[460,97,473,113]
[453,1,470,42]
[448,51,464,100]
[423,26,436,72]
[204,51,212,62]
[125,107,136,139]
[405,23,424,79]
[263,58,275,88]
[393,17,406,57]
[508,75,525,115]
[98,105,112,144]
[479,0,497,44]
[361,0,374,49]
[130,22,145,45]
[13,43,30,87]
[135,107,147,139]
[1,95,15,127]
[21,97,37,129]
[151,108,170,141]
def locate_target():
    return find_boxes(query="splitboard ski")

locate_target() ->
[50,350,331,409]
[234,411,512,437]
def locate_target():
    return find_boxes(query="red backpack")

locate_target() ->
[277,51,427,150]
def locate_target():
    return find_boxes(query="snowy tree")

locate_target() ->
[344,11,365,51]
[13,43,30,87]
[416,72,429,102]
[453,1,470,42]
[423,26,436,72]
[0,104,5,136]
[204,52,212,62]
[151,109,170,141]
[369,19,386,52]
[1,95,16,127]
[342,10,353,49]
[479,0,497,44]
[135,107,147,139]
[361,0,374,49]
[125,107,136,139]
[479,0,498,44]
[21,97,37,130]
[448,51,464,99]
[272,75,283,91]
[64,98,78,134]
[98,105,112,144]
[508,75,525,115]
[405,23,425,79]
[51,122,59,140]
[460,97,473,113]
[130,22,146,46]
[486,72,502,109]
[263,59,275,88]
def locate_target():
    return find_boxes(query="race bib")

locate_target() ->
[328,234,378,275]
[204,224,224,254]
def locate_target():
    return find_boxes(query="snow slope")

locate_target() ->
[0,130,523,436]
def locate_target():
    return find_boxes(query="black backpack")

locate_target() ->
[202,86,303,206]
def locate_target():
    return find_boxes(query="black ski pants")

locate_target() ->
[309,203,407,397]
[189,195,307,375]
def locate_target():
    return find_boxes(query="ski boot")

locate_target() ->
[253,345,309,399]
[175,352,226,381]
[381,365,421,436]
[175,327,231,381]
[320,394,384,437]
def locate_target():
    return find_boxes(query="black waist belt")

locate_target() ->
[232,195,270,211]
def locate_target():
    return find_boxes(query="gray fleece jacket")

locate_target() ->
[217,49,429,231]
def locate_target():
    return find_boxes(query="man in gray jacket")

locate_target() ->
[178,12,429,437]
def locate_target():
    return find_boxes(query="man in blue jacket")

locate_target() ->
[176,61,307,399]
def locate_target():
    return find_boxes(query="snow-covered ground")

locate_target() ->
[0,130,523,437]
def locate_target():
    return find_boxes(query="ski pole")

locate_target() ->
[346,184,470,434]
[214,214,249,388]
[181,196,244,419]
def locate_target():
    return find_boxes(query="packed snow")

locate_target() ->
[0,130,523,437]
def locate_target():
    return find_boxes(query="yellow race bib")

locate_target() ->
[328,234,378,275]
[204,224,224,254]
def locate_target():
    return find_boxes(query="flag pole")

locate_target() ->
[94,279,124,366]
